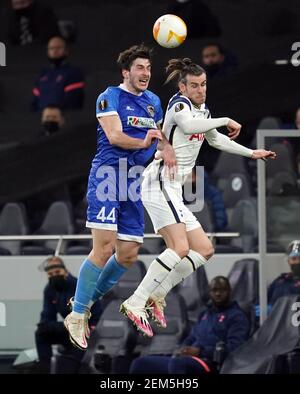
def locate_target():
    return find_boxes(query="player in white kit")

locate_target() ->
[120,58,276,337]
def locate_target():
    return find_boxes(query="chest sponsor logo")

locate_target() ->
[189,133,205,141]
[127,116,156,128]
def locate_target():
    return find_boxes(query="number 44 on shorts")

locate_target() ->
[96,207,116,222]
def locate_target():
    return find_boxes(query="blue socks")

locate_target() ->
[73,259,102,314]
[92,254,127,302]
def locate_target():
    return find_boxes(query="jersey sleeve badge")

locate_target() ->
[147,105,155,117]
[99,99,108,111]
[175,103,184,112]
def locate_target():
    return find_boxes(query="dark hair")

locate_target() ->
[165,57,205,84]
[210,276,231,290]
[40,256,67,272]
[117,44,153,71]
[202,42,224,55]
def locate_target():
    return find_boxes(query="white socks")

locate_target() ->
[129,248,181,307]
[151,249,207,301]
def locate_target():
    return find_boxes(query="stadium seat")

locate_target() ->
[229,198,258,252]
[21,201,75,255]
[175,265,209,324]
[112,260,146,300]
[267,171,297,196]
[220,295,300,374]
[257,116,281,130]
[0,202,29,255]
[78,299,138,374]
[227,258,259,304]
[222,173,253,211]
[211,152,249,191]
[266,196,300,250]
[266,143,296,180]
[139,292,189,356]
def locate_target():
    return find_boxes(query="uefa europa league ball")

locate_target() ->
[153,14,187,48]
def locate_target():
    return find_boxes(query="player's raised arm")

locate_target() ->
[98,115,162,150]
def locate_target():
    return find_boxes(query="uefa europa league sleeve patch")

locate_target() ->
[175,102,185,112]
[99,99,108,111]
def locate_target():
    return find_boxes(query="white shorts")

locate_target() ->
[142,173,201,234]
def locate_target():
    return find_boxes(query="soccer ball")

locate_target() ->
[153,14,187,48]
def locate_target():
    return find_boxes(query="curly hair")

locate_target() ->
[117,44,153,71]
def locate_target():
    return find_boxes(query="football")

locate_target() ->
[153,14,187,48]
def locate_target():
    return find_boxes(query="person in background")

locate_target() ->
[130,276,249,374]
[201,43,238,79]
[8,0,59,46]
[34,256,102,373]
[268,240,300,306]
[40,105,65,136]
[32,36,85,111]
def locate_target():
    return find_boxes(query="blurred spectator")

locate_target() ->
[268,240,300,306]
[201,43,238,79]
[34,256,103,373]
[168,0,221,38]
[41,105,65,136]
[130,276,249,374]
[8,0,59,46]
[32,36,85,111]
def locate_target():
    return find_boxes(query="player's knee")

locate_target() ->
[90,243,114,265]
[203,242,214,260]
[117,252,138,268]
[173,243,190,259]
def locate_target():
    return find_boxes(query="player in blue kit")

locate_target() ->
[64,44,176,349]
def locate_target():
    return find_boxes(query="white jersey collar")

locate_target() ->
[119,83,143,96]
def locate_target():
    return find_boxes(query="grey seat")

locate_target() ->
[212,152,249,192]
[228,258,259,304]
[257,116,281,130]
[176,265,209,324]
[222,173,252,211]
[266,196,300,250]
[220,295,300,374]
[266,143,296,180]
[229,198,258,252]
[140,293,189,356]
[0,202,29,255]
[21,201,74,255]
[79,299,138,374]
[112,260,146,300]
[267,170,297,196]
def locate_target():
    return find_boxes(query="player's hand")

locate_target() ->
[251,149,277,161]
[227,119,242,140]
[179,346,200,357]
[155,144,177,180]
[142,129,162,148]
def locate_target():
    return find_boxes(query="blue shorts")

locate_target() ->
[86,166,144,243]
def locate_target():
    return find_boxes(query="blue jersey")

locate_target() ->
[93,85,163,168]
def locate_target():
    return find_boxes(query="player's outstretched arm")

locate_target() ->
[205,128,277,160]
[99,115,162,150]
[174,104,241,137]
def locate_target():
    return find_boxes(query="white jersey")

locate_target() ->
[162,92,210,177]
